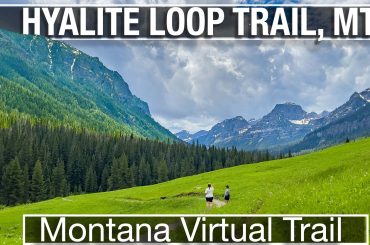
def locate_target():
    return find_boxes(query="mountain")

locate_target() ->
[223,103,319,150]
[175,130,192,142]
[176,88,370,152]
[198,116,250,146]
[177,103,321,150]
[0,29,175,140]
[292,88,370,152]
[323,89,370,124]
[175,130,208,143]
[176,116,250,146]
[265,102,307,121]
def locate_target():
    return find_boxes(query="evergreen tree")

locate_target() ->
[129,163,138,187]
[30,160,45,202]
[52,160,68,197]
[0,112,268,206]
[18,140,32,167]
[100,165,110,192]
[85,166,97,193]
[126,167,135,187]
[213,161,223,170]
[1,158,23,206]
[119,154,129,188]
[108,158,123,191]
[138,157,149,186]
[0,140,4,172]
[279,153,283,159]
[157,159,168,183]
[67,143,83,191]
[198,160,206,173]
[22,163,30,203]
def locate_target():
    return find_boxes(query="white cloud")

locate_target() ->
[70,39,370,133]
[5,0,370,133]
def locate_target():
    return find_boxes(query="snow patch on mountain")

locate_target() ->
[71,58,76,80]
[289,119,311,125]
[358,93,370,102]
[176,88,370,151]
[239,127,250,134]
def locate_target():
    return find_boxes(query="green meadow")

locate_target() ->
[0,138,369,244]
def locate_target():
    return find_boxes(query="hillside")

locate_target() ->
[1,137,369,244]
[0,29,175,140]
[293,103,370,152]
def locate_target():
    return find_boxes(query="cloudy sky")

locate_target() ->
[4,0,370,133]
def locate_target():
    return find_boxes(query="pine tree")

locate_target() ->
[288,150,292,158]
[85,166,97,193]
[126,167,135,187]
[119,154,129,188]
[41,150,53,198]
[138,157,149,186]
[108,158,123,191]
[52,160,68,197]
[30,160,45,202]
[0,112,266,206]
[129,163,138,187]
[1,158,23,206]
[67,143,83,191]
[157,159,168,183]
[100,165,110,192]
[0,140,4,172]
[18,140,32,167]
[198,160,206,173]
[22,163,30,203]
[213,161,223,170]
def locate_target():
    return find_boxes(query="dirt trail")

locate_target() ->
[213,199,226,208]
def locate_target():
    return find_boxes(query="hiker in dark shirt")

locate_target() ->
[224,185,230,203]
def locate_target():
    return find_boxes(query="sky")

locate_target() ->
[3,0,370,133]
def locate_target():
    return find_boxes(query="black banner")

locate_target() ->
[0,5,370,39]
[23,215,368,244]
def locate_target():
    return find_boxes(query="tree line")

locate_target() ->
[0,114,273,206]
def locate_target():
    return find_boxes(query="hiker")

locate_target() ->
[205,183,214,208]
[224,185,230,203]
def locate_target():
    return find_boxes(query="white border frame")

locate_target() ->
[0,3,370,40]
[23,214,369,245]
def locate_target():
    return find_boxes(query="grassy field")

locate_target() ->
[0,138,369,244]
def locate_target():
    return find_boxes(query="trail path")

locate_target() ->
[213,199,226,207]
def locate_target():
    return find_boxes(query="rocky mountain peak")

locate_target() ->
[212,116,249,131]
[268,102,307,121]
[358,88,370,101]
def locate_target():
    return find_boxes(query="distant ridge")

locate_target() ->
[177,88,370,152]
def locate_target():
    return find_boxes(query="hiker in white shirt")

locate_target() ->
[205,183,214,208]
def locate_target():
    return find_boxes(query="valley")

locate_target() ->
[0,27,368,245]
[0,136,369,244]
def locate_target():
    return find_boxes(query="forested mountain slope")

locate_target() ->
[0,29,174,140]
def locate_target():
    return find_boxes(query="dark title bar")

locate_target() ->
[1,5,370,39]
[24,215,368,244]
